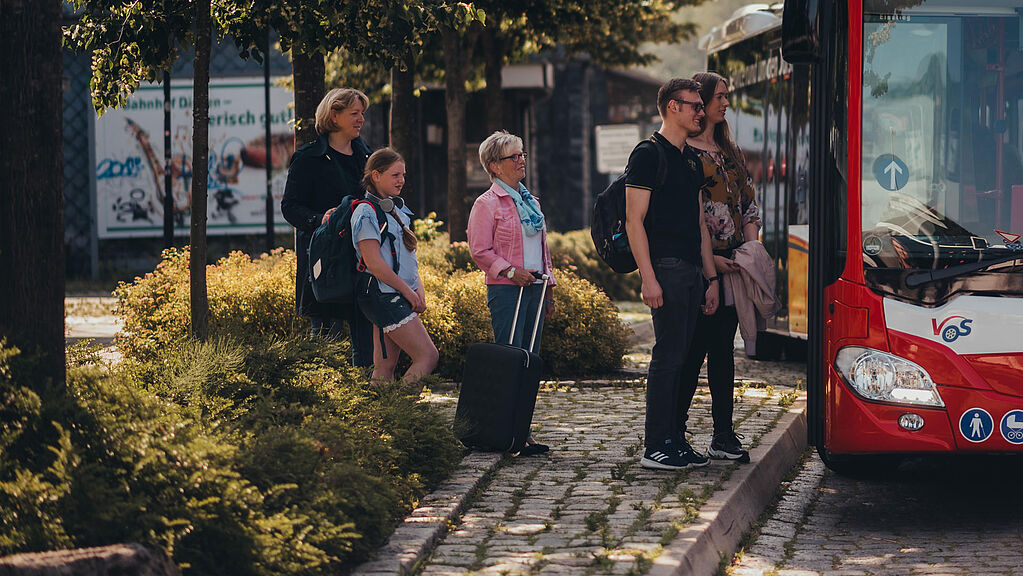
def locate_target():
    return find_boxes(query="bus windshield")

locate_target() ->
[860,1,1023,290]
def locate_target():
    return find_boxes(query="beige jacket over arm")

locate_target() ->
[724,241,781,356]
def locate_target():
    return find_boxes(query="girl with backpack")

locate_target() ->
[352,148,438,384]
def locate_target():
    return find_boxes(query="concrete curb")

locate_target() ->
[351,452,503,576]
[649,401,808,576]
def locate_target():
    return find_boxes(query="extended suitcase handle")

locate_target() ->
[508,272,549,352]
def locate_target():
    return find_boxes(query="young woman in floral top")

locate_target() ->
[677,71,761,463]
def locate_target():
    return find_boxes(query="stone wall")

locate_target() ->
[0,543,177,576]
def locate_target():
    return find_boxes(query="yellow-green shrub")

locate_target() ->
[116,241,629,379]
[417,251,630,378]
[115,248,307,361]
[546,229,642,301]
[539,271,630,376]
[1,334,461,574]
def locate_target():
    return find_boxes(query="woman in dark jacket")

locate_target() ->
[281,87,373,366]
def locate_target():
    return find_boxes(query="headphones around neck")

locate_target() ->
[365,191,403,213]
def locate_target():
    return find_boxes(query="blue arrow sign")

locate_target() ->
[872,154,909,191]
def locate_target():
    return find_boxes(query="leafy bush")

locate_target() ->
[0,340,77,554]
[115,248,305,361]
[416,235,630,378]
[117,242,630,380]
[0,335,461,575]
[545,229,642,301]
[533,272,630,376]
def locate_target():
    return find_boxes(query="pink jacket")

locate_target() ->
[724,241,781,356]
[467,181,556,286]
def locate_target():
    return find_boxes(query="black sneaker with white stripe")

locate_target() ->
[708,431,750,463]
[640,439,709,470]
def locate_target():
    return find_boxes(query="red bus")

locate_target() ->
[709,0,1023,471]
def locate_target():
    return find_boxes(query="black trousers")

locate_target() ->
[644,257,703,448]
[678,303,740,436]
[310,302,375,368]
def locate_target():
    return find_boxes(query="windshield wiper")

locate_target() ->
[905,252,1023,287]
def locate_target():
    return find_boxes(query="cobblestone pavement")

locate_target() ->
[349,319,807,576]
[413,383,793,576]
[730,453,1023,576]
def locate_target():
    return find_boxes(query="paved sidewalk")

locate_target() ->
[353,365,807,575]
[63,297,808,575]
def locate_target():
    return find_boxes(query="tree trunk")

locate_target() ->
[390,55,417,208]
[190,0,211,341]
[483,25,504,134]
[292,45,324,149]
[0,0,65,391]
[442,26,478,243]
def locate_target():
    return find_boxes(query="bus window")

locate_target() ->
[861,4,1023,293]
[863,1,1023,306]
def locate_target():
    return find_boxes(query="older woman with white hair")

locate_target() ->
[467,130,556,456]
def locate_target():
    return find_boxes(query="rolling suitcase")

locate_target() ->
[454,275,548,454]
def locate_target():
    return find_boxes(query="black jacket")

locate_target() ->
[282,133,372,317]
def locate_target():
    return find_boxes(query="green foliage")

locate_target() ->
[64,0,195,113]
[417,234,630,378]
[0,332,462,574]
[418,267,494,378]
[0,341,77,554]
[545,229,641,301]
[536,272,630,376]
[115,248,305,362]
[115,238,628,381]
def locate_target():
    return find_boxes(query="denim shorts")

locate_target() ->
[358,286,417,333]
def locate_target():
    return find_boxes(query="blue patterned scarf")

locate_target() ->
[496,179,545,236]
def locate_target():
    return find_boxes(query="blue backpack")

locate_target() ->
[308,196,395,304]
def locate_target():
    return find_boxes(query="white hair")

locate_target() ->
[478,130,523,182]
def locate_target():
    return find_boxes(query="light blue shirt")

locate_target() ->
[521,225,543,273]
[351,202,419,294]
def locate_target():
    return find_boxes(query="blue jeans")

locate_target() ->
[486,283,546,354]
[645,257,703,448]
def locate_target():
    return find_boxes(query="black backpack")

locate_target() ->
[308,195,394,304]
[590,138,667,273]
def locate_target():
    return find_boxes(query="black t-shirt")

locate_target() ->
[625,132,703,265]
[328,146,364,197]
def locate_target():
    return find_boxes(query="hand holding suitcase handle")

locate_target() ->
[508,273,549,352]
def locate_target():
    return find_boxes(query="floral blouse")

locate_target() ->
[694,147,761,252]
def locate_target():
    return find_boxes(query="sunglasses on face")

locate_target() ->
[673,98,705,113]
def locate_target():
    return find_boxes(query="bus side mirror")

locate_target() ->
[782,0,821,63]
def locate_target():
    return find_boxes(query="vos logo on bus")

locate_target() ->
[932,316,973,343]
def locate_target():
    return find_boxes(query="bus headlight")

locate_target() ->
[834,347,944,407]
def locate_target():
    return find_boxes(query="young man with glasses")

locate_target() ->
[624,78,720,470]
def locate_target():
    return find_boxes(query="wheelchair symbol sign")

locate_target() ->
[1000,410,1023,444]
[959,408,993,443]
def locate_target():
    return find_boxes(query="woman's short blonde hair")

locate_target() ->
[314,88,369,135]
[478,130,523,181]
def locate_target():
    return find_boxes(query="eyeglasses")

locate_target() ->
[500,152,527,162]
[673,98,705,113]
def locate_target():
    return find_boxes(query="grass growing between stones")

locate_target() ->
[716,448,816,576]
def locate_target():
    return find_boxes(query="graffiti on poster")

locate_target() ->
[95,77,296,238]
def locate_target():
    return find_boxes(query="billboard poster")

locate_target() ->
[95,77,295,238]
